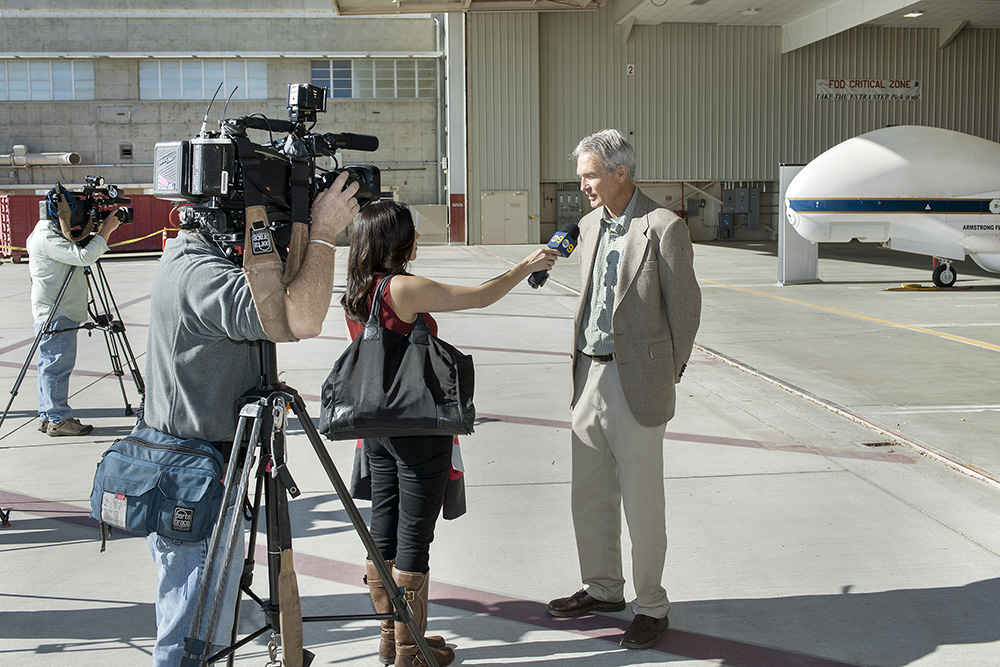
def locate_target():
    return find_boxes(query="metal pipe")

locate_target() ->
[3,145,81,166]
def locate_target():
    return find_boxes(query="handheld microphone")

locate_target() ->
[528,222,579,288]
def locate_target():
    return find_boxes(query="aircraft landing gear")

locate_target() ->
[932,261,957,288]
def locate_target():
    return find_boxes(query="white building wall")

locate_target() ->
[0,9,444,205]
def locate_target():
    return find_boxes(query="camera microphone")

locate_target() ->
[528,222,579,289]
[321,132,379,152]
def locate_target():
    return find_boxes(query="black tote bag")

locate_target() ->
[319,276,476,440]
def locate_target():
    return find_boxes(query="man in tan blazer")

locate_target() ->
[548,129,701,650]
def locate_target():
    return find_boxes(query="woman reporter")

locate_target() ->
[342,201,559,667]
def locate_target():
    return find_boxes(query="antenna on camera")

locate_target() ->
[199,82,226,137]
[221,86,239,121]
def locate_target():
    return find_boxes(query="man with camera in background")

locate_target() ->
[26,185,126,436]
[142,170,359,666]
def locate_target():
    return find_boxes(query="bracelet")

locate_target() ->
[309,238,337,250]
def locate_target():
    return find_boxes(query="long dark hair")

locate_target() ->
[341,200,416,322]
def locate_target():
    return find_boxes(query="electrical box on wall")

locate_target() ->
[686,197,702,218]
[719,186,761,237]
[558,190,581,228]
[718,212,735,239]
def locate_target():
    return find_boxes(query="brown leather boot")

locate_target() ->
[365,561,448,665]
[392,567,455,667]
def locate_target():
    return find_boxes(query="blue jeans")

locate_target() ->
[147,504,245,667]
[34,315,79,423]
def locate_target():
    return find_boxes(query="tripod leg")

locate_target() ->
[85,263,140,416]
[226,468,265,667]
[266,397,312,667]
[100,323,133,416]
[180,407,261,667]
[92,261,146,397]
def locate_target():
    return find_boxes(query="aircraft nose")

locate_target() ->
[785,206,830,243]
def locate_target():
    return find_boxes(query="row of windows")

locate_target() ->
[311,59,438,99]
[138,60,268,100]
[0,59,438,101]
[0,61,94,101]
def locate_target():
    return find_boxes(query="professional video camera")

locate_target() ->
[47,176,133,243]
[152,83,380,247]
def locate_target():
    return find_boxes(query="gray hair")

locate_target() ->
[572,129,636,180]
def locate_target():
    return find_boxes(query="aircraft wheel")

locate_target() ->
[932,263,957,288]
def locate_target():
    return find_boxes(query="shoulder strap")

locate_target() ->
[364,276,431,344]
[364,276,392,341]
[232,135,298,343]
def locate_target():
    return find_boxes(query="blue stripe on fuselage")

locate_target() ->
[788,199,993,214]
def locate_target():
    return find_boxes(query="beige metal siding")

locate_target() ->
[539,17,782,183]
[780,27,1000,165]
[467,13,540,244]
[531,8,999,183]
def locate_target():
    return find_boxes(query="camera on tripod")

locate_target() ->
[80,176,134,225]
[47,176,133,244]
[152,83,381,243]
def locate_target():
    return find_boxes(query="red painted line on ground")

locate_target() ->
[0,490,96,530]
[0,321,148,356]
[288,406,913,465]
[0,491,880,666]
[0,360,140,381]
[472,413,913,464]
[276,546,857,666]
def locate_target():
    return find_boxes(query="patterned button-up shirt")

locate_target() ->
[577,188,640,356]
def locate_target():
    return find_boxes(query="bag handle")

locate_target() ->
[364,275,431,345]
[363,277,392,341]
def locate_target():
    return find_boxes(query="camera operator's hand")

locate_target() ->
[310,171,361,244]
[284,171,360,340]
[98,208,125,244]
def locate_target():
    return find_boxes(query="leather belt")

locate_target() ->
[582,352,614,363]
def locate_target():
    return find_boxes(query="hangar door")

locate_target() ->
[480,190,528,244]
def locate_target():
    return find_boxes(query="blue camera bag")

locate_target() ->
[89,426,226,546]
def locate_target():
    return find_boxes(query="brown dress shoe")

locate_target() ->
[547,589,626,618]
[620,613,669,649]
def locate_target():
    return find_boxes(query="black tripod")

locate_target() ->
[180,342,439,667]
[0,258,144,527]
[0,258,145,434]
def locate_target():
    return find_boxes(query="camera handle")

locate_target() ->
[180,341,439,667]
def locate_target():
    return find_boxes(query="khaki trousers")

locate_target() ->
[571,356,670,618]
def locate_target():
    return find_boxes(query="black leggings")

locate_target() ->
[366,435,451,573]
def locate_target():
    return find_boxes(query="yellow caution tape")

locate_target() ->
[2,228,176,253]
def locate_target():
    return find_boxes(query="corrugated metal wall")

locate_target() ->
[467,8,999,240]
[538,18,782,182]
[467,13,540,244]
[779,27,1000,164]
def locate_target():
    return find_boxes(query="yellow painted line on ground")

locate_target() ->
[700,278,1000,353]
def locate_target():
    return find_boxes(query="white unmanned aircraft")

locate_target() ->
[785,125,1000,287]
